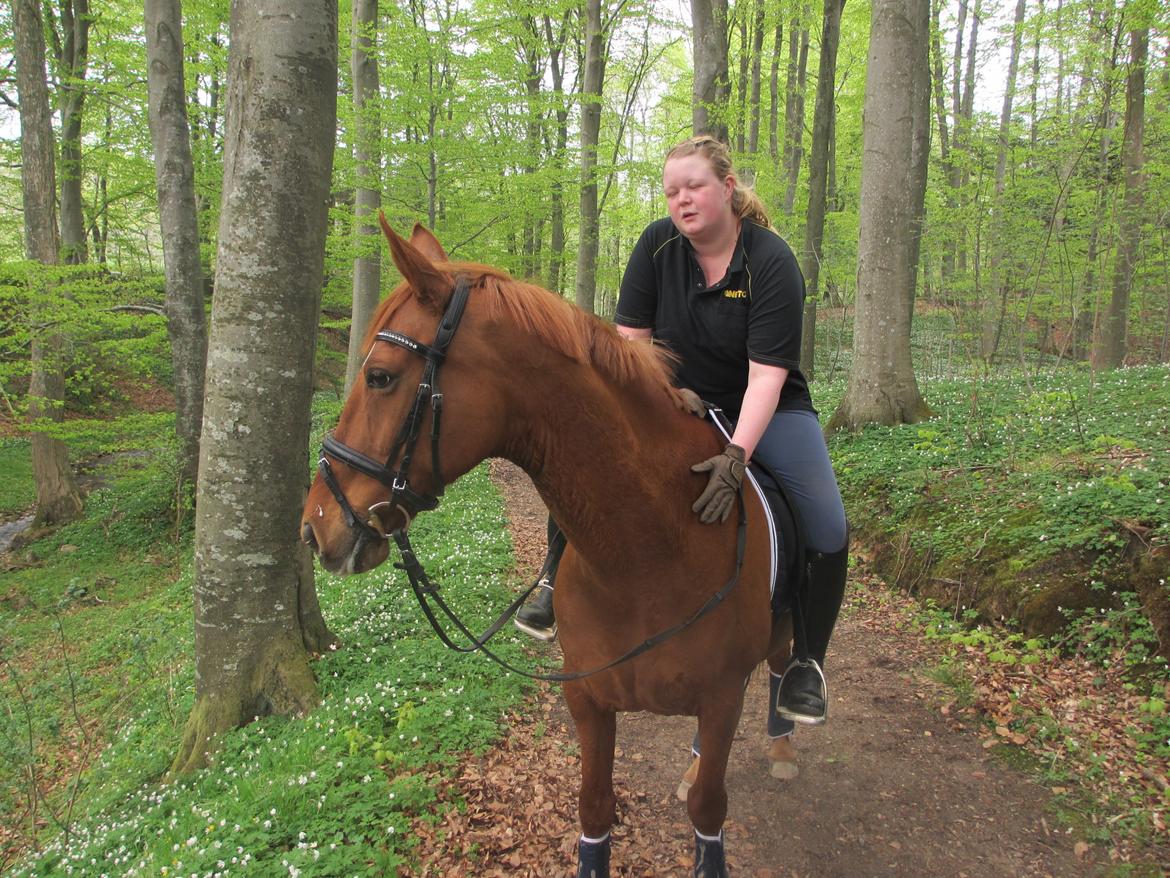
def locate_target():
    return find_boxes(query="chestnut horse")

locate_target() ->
[301,220,794,878]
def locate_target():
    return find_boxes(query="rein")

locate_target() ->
[317,277,750,682]
[392,494,747,683]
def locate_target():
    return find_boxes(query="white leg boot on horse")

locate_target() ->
[566,686,617,878]
[686,693,743,878]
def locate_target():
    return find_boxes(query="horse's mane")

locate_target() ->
[362,264,679,400]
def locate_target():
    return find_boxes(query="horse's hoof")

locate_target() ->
[577,833,611,878]
[677,755,700,802]
[767,735,799,780]
[693,830,729,878]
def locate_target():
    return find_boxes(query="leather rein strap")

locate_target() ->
[392,493,747,683]
[318,276,750,682]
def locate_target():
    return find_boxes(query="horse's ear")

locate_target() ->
[379,213,452,311]
[409,222,449,262]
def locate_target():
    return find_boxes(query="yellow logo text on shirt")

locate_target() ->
[723,289,747,299]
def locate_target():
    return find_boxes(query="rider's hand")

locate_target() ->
[673,387,706,418]
[690,443,746,524]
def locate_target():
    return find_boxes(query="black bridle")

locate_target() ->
[318,276,472,541]
[315,275,748,683]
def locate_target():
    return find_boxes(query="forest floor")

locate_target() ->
[401,460,1162,878]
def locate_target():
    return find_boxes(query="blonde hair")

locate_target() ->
[665,135,774,231]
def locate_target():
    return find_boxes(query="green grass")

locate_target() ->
[821,364,1170,629]
[1,406,540,877]
[0,440,35,516]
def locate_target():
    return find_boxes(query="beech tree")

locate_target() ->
[828,0,932,431]
[575,0,604,314]
[782,8,810,215]
[799,0,846,377]
[47,0,91,265]
[1093,23,1149,369]
[345,0,382,393]
[173,0,338,774]
[13,0,84,526]
[692,0,729,140]
[980,0,1028,361]
[145,0,208,487]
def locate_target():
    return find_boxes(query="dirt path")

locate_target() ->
[406,462,1100,877]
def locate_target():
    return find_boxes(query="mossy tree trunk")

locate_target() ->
[48,0,91,266]
[172,0,339,776]
[14,0,84,527]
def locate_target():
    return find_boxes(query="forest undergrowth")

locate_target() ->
[1,362,1168,874]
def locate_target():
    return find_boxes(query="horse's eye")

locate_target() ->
[366,369,395,390]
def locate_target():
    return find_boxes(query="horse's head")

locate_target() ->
[301,218,500,574]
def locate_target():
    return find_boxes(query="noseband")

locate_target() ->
[318,276,471,541]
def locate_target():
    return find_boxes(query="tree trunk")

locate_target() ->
[783,13,810,215]
[746,0,766,171]
[52,0,90,265]
[520,22,544,282]
[1029,0,1043,154]
[828,0,931,431]
[1073,8,1119,359]
[146,0,209,491]
[14,0,84,527]
[1093,26,1147,369]
[954,0,981,275]
[345,0,382,394]
[544,13,570,295]
[173,0,338,775]
[768,21,783,164]
[799,0,845,379]
[736,9,749,153]
[692,0,730,141]
[575,0,604,314]
[980,0,1027,362]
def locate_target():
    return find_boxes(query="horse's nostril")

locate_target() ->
[301,522,319,551]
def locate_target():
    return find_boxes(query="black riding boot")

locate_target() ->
[777,535,849,725]
[515,517,565,641]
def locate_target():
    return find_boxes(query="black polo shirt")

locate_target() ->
[615,217,814,420]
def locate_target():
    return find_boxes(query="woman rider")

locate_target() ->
[516,134,848,727]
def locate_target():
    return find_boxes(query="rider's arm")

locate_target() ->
[616,324,652,341]
[730,361,787,461]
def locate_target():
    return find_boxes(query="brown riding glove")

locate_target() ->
[690,443,746,524]
[673,387,706,418]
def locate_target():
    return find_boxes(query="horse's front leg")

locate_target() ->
[688,688,745,878]
[564,683,617,878]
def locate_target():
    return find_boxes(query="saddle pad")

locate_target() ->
[708,412,779,599]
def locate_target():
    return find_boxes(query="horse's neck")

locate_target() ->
[500,360,714,575]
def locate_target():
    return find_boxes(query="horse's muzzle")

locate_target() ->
[301,517,389,575]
